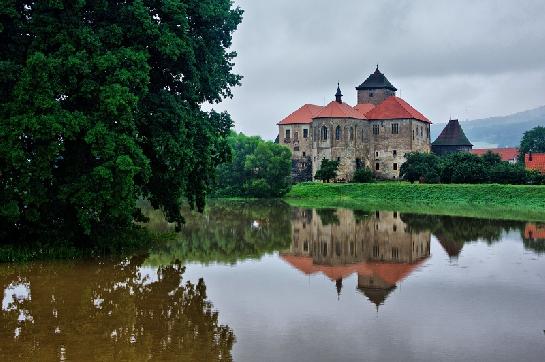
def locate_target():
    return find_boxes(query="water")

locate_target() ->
[1,201,545,361]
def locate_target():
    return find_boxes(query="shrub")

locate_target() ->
[314,159,339,183]
[400,152,442,183]
[353,168,375,183]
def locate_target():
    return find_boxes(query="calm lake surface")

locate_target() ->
[2,201,545,361]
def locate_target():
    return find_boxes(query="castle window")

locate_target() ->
[375,162,380,171]
[285,129,290,139]
[294,146,299,151]
[369,92,374,97]
[350,127,354,141]
[373,124,379,135]
[376,211,380,218]
[392,123,399,134]
[323,243,328,256]
[393,163,398,170]
[421,126,424,137]
[394,211,398,218]
[302,152,306,157]
[321,126,328,140]
[373,245,379,258]
[356,158,362,169]
[412,130,415,140]
[393,150,397,157]
[303,129,308,138]
[375,151,379,157]
[303,241,308,252]
[337,157,341,162]
[295,131,299,140]
[392,247,399,259]
[393,224,397,232]
[335,125,341,140]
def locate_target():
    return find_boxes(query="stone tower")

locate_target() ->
[356,66,397,105]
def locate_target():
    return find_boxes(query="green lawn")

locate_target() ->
[285,182,545,221]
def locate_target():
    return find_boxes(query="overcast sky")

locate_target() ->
[211,0,545,140]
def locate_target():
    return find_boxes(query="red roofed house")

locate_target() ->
[470,148,519,164]
[525,153,545,173]
[277,66,432,181]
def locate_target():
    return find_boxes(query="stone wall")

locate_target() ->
[288,209,431,265]
[369,119,431,179]
[357,88,395,105]
[311,118,371,181]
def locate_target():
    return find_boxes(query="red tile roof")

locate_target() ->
[353,103,375,118]
[279,254,426,285]
[277,104,323,125]
[525,153,545,173]
[470,148,519,162]
[365,96,430,123]
[313,101,366,120]
[524,223,545,240]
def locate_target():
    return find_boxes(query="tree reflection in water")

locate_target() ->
[0,256,234,361]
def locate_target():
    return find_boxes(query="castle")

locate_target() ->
[280,208,430,306]
[277,66,431,181]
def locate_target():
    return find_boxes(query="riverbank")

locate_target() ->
[284,182,545,221]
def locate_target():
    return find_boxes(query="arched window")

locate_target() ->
[321,126,328,140]
[335,125,341,140]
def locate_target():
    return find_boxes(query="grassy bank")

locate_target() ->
[285,182,545,221]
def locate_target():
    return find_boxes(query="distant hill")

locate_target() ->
[431,105,545,148]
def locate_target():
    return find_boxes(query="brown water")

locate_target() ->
[2,201,545,361]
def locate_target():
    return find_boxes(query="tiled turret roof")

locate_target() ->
[432,119,473,146]
[356,66,397,92]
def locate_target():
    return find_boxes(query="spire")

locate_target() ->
[335,83,343,103]
[336,278,343,299]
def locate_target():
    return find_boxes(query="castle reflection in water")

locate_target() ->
[281,209,431,307]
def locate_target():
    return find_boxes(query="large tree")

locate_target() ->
[518,126,545,163]
[0,1,242,237]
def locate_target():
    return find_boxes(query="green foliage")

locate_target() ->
[352,167,375,183]
[399,152,441,183]
[0,1,243,238]
[440,153,488,184]
[482,150,502,166]
[518,126,545,163]
[400,151,542,185]
[314,159,339,183]
[143,200,292,265]
[213,133,292,198]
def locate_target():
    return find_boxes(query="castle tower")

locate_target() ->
[356,66,397,105]
[335,83,343,103]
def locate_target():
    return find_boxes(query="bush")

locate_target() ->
[314,159,339,183]
[400,151,541,185]
[441,153,487,184]
[353,168,375,183]
[399,152,442,183]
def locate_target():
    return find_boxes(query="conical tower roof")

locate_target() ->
[356,66,397,92]
[358,286,396,308]
[432,119,473,147]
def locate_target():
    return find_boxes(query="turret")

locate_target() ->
[356,65,397,105]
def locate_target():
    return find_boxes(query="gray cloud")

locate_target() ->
[212,0,545,140]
